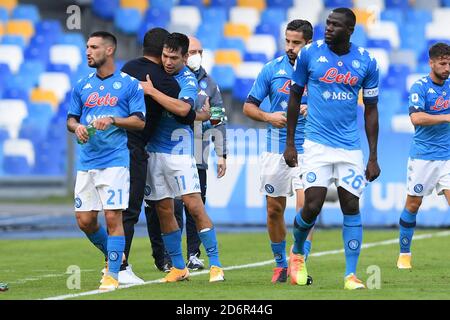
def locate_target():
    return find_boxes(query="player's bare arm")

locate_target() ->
[243,102,287,128]
[283,84,304,167]
[364,101,381,182]
[67,117,89,143]
[140,74,190,116]
[93,114,145,131]
[410,112,450,126]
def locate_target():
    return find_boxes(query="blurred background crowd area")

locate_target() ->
[0,0,448,182]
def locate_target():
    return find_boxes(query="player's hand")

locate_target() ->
[197,97,211,121]
[283,145,298,167]
[268,111,287,128]
[365,158,380,182]
[140,74,154,95]
[75,124,89,143]
[92,117,114,131]
[217,156,226,178]
[300,104,308,117]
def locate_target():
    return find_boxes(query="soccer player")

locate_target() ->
[243,20,314,283]
[141,33,224,283]
[67,31,146,291]
[397,42,450,269]
[119,28,196,282]
[284,8,381,289]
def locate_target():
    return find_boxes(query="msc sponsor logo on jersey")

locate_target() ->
[322,90,354,101]
[431,96,449,111]
[319,68,359,86]
[84,92,118,107]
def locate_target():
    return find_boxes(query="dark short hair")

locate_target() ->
[143,27,170,57]
[89,31,117,50]
[331,7,356,28]
[164,32,189,56]
[286,19,313,41]
[429,42,450,60]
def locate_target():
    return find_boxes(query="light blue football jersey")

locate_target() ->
[292,40,379,150]
[248,54,307,154]
[408,76,450,160]
[69,72,146,170]
[147,66,198,155]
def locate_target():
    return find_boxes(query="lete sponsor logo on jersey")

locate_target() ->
[431,96,449,111]
[84,92,118,107]
[319,68,359,86]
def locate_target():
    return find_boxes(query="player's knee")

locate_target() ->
[267,203,283,221]
[406,198,422,213]
[303,200,323,217]
[77,218,97,233]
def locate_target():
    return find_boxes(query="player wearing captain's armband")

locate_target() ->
[283,8,381,290]
[397,42,450,270]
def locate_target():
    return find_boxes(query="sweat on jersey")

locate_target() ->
[291,40,379,150]
[146,65,198,155]
[246,54,307,154]
[408,76,450,160]
[68,71,146,170]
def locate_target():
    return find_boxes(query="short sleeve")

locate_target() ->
[362,55,379,104]
[68,82,82,117]
[247,63,271,104]
[291,44,310,88]
[128,80,146,116]
[408,82,426,114]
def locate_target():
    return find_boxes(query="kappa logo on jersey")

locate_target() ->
[277,80,290,94]
[187,80,197,87]
[82,83,92,90]
[316,56,329,63]
[427,88,436,94]
[319,68,359,86]
[431,96,449,111]
[84,92,118,108]
[276,69,287,76]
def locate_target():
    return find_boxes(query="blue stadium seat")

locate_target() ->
[196,32,222,51]
[244,52,268,63]
[3,88,29,102]
[202,7,228,24]
[3,155,32,175]
[137,21,167,45]
[366,39,392,51]
[442,0,450,6]
[18,124,47,145]
[255,23,280,42]
[92,0,119,20]
[261,8,286,27]
[12,4,40,24]
[19,60,45,85]
[0,63,13,81]
[24,45,50,64]
[6,74,36,92]
[266,0,293,8]
[114,8,142,35]
[0,128,9,143]
[47,63,72,76]
[1,35,26,49]
[405,9,432,25]
[313,24,325,41]
[211,65,236,91]
[0,7,9,23]
[150,0,176,10]
[218,37,246,54]
[180,0,204,6]
[324,0,353,7]
[33,152,64,175]
[143,7,170,25]
[380,9,404,25]
[415,62,429,73]
[400,23,426,55]
[210,0,237,8]
[35,20,62,37]
[232,77,255,102]
[351,24,368,47]
[385,0,410,9]
[30,33,57,50]
[57,33,86,51]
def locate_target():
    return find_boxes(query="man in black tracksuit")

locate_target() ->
[118,28,195,282]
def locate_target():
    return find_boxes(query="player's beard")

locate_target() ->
[88,55,107,68]
[434,70,450,81]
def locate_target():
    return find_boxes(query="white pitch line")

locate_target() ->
[43,230,450,300]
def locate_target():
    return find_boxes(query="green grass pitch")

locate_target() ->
[1,229,450,300]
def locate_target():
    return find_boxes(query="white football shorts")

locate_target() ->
[144,152,201,201]
[74,166,130,211]
[406,158,450,196]
[301,139,368,198]
[259,151,303,197]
